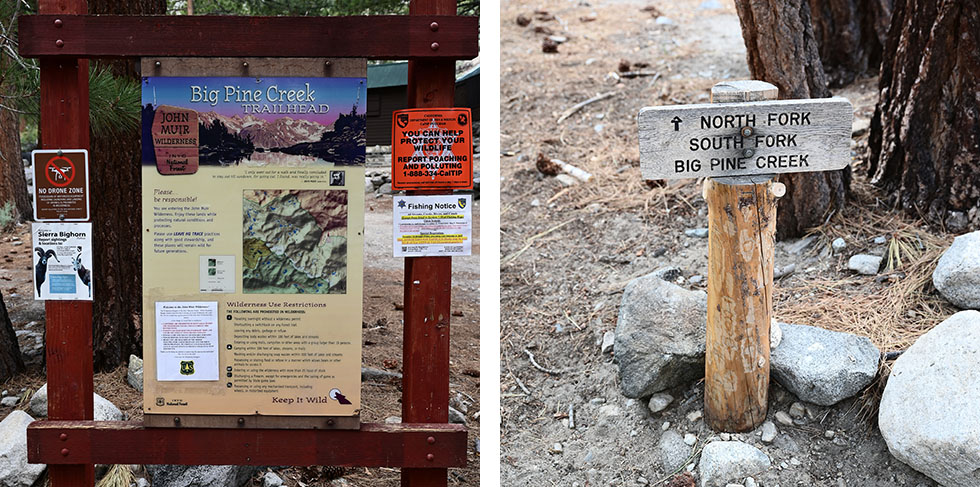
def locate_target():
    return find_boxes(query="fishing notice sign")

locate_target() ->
[32,149,90,221]
[391,107,473,190]
[393,194,472,257]
[140,61,367,428]
[31,222,93,301]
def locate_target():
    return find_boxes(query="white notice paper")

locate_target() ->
[393,195,472,257]
[31,222,94,301]
[155,301,219,381]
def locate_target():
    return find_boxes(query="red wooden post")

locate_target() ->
[38,0,95,485]
[401,0,458,485]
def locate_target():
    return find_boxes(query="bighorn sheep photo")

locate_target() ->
[34,247,58,297]
[73,255,92,298]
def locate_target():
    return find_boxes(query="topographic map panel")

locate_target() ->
[242,189,347,294]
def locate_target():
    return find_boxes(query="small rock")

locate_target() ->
[685,228,709,238]
[831,237,847,252]
[774,411,793,426]
[874,235,888,245]
[771,323,880,406]
[127,354,144,392]
[789,402,806,419]
[655,16,674,25]
[824,430,835,439]
[682,433,697,446]
[744,478,758,487]
[548,35,569,44]
[851,118,871,136]
[770,320,782,349]
[377,182,393,194]
[932,231,980,309]
[601,331,616,354]
[599,404,622,417]
[384,416,402,423]
[637,476,649,486]
[719,433,730,441]
[662,422,670,431]
[759,421,777,443]
[698,0,722,9]
[698,441,771,487]
[658,430,691,471]
[449,406,467,425]
[263,472,284,487]
[773,263,796,279]
[689,275,703,285]
[848,254,882,275]
[530,198,541,207]
[686,410,703,422]
[146,465,260,487]
[0,396,18,407]
[647,393,673,414]
[552,442,563,453]
[789,457,801,466]
[136,478,150,487]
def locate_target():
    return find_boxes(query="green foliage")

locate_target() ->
[0,201,19,232]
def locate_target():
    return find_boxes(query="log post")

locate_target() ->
[703,80,780,432]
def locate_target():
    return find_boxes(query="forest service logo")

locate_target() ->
[458,198,467,209]
[179,360,195,375]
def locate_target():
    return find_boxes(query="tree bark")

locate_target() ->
[808,0,892,87]
[868,0,980,232]
[0,291,26,381]
[0,65,32,221]
[86,0,165,370]
[734,0,850,240]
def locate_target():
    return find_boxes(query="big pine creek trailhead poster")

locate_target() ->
[141,71,366,425]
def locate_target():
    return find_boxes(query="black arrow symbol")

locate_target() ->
[671,116,682,131]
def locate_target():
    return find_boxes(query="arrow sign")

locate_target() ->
[638,97,853,179]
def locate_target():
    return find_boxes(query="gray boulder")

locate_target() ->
[770,323,879,406]
[29,384,123,421]
[698,441,770,487]
[615,269,707,398]
[933,231,980,309]
[658,430,691,471]
[146,465,261,487]
[0,410,47,487]
[127,354,144,392]
[879,310,980,487]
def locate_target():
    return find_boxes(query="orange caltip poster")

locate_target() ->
[391,108,473,190]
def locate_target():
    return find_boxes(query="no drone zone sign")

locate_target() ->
[391,107,473,190]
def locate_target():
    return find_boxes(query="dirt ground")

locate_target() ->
[500,0,955,485]
[0,188,480,486]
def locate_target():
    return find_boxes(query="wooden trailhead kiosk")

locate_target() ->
[638,80,852,432]
[18,1,477,486]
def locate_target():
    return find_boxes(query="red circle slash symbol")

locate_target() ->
[45,156,75,188]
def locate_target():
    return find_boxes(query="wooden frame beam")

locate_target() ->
[18,15,479,60]
[28,421,468,468]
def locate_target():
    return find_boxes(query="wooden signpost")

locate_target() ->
[638,80,853,432]
[20,1,476,486]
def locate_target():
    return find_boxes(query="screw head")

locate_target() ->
[59,433,68,441]
[430,22,439,31]
[61,448,69,456]
[54,19,63,28]
[155,61,161,67]
[237,417,245,425]
[742,148,755,158]
[427,436,436,444]
[173,417,181,424]
[55,39,64,48]
[325,60,332,66]
[426,453,435,461]
[242,61,249,67]
[430,42,440,51]
[740,126,753,137]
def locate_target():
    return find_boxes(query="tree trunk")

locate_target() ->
[0,291,26,381]
[868,0,980,232]
[808,0,893,87]
[734,0,850,240]
[0,67,32,221]
[86,0,165,370]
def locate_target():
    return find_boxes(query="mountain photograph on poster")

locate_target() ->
[141,77,366,167]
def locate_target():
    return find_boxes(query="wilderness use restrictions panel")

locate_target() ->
[140,73,366,418]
